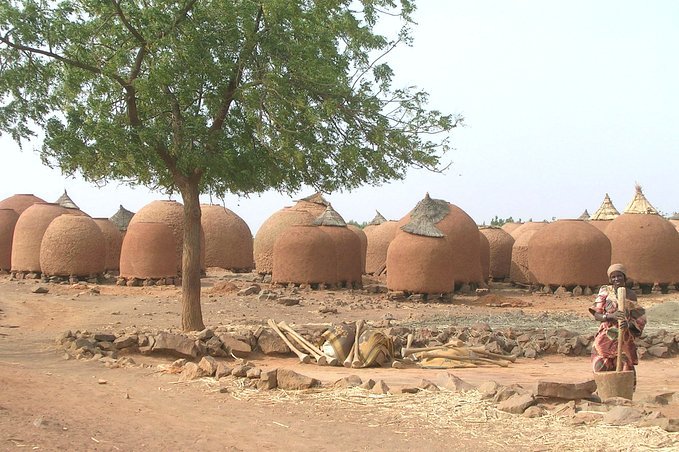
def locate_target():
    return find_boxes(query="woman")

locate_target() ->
[589,263,647,376]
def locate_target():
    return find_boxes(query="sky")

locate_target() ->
[1,1,678,232]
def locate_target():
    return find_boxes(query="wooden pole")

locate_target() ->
[616,287,627,372]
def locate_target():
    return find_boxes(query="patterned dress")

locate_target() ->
[589,285,646,373]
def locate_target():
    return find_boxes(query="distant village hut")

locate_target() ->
[605,186,679,292]
[40,215,106,279]
[528,220,611,290]
[128,200,205,273]
[386,216,454,295]
[93,218,123,272]
[272,225,337,287]
[347,224,367,274]
[11,203,68,275]
[314,205,362,288]
[501,222,522,234]
[110,205,135,232]
[364,220,399,275]
[254,193,329,274]
[119,222,178,281]
[0,194,45,215]
[588,193,620,232]
[509,222,547,285]
[54,190,89,216]
[201,204,254,272]
[397,194,482,286]
[578,209,590,220]
[479,226,514,281]
[0,209,20,271]
[478,231,490,284]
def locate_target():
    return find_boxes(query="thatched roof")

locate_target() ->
[369,211,387,225]
[54,190,79,210]
[313,204,346,227]
[297,192,330,207]
[590,193,620,220]
[578,209,590,220]
[624,184,659,215]
[401,216,445,237]
[110,204,135,231]
[409,193,449,224]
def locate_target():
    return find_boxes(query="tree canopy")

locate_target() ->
[0,0,461,330]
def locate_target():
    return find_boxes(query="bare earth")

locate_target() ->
[1,270,678,451]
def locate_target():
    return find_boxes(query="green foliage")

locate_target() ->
[489,216,515,227]
[0,0,460,197]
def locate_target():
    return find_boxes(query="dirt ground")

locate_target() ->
[1,270,678,451]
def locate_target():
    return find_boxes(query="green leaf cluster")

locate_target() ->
[0,0,460,198]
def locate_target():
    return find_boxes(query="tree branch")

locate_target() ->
[209,5,263,135]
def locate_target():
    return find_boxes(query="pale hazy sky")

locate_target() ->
[2,1,678,232]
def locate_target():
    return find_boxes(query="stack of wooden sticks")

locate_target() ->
[267,319,368,368]
[398,336,517,369]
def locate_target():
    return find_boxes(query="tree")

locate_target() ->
[0,0,460,331]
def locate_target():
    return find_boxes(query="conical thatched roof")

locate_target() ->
[313,204,346,227]
[401,215,445,237]
[297,192,330,207]
[55,190,79,210]
[369,211,387,225]
[590,193,620,220]
[624,184,659,215]
[110,204,135,231]
[409,193,449,224]
[578,209,590,220]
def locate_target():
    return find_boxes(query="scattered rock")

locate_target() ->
[256,329,291,355]
[497,393,536,414]
[359,379,375,390]
[152,333,202,359]
[246,367,262,379]
[419,379,439,392]
[276,369,320,390]
[478,381,500,399]
[215,363,233,380]
[523,405,546,418]
[231,365,253,378]
[198,356,219,376]
[370,379,390,395]
[277,297,300,306]
[536,379,596,400]
[219,334,252,357]
[258,369,278,390]
[237,285,261,296]
[602,406,644,426]
[442,373,475,392]
[32,286,49,294]
[178,362,209,382]
[334,375,363,388]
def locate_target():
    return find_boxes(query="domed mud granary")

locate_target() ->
[527,220,611,288]
[93,218,123,272]
[479,226,514,281]
[120,222,178,280]
[347,224,367,274]
[501,222,522,234]
[364,220,399,275]
[0,209,20,271]
[509,222,547,285]
[386,216,454,294]
[11,203,68,274]
[128,200,204,273]
[397,194,482,285]
[0,194,45,215]
[272,225,337,286]
[478,230,490,283]
[254,195,330,274]
[110,205,135,232]
[40,215,106,278]
[201,204,253,272]
[314,206,362,288]
[606,214,679,287]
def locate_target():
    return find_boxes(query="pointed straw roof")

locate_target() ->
[409,192,450,224]
[624,184,659,215]
[369,210,387,225]
[54,190,79,210]
[578,209,590,220]
[590,193,620,220]
[401,215,445,237]
[109,204,135,231]
[297,192,330,207]
[313,204,346,227]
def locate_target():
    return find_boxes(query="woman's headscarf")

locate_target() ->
[607,263,626,277]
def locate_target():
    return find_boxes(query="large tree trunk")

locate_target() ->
[178,179,205,332]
